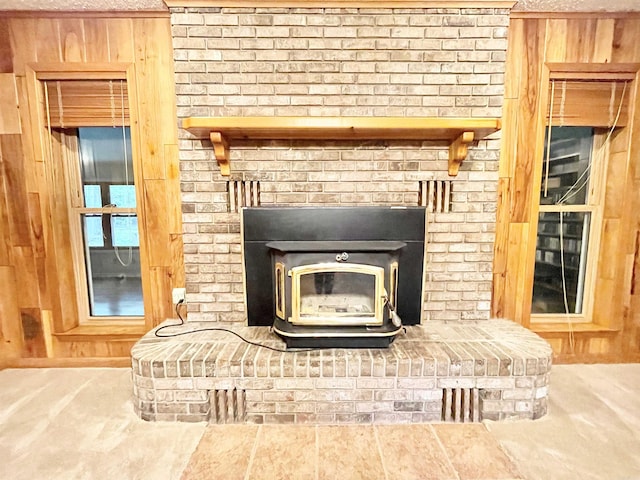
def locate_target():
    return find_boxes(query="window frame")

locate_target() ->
[531,128,607,323]
[527,64,632,326]
[27,63,147,328]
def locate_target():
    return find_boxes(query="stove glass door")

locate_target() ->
[290,263,384,326]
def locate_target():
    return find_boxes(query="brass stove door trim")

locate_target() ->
[275,262,285,319]
[289,262,385,326]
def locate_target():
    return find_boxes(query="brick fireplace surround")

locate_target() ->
[131,5,554,424]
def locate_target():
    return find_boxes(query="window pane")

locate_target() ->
[111,215,139,247]
[83,215,104,247]
[77,127,142,319]
[83,185,102,208]
[540,127,594,206]
[78,127,133,185]
[81,215,143,317]
[109,185,136,208]
[532,212,590,314]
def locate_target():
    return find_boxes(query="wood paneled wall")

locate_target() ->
[493,14,640,363]
[0,13,183,366]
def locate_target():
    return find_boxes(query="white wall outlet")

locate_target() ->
[172,288,186,304]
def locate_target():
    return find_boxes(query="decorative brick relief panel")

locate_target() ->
[171,7,508,323]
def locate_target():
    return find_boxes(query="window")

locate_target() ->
[529,74,630,323]
[74,127,143,318]
[532,127,595,316]
[43,76,144,320]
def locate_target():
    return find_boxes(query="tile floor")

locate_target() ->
[181,423,521,480]
[1,364,640,480]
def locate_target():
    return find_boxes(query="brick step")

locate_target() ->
[131,319,552,424]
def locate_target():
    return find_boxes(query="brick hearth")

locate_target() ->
[131,319,552,424]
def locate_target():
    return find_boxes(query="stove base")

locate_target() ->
[281,335,397,349]
[272,318,403,349]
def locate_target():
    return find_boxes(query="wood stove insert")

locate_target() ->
[242,207,426,348]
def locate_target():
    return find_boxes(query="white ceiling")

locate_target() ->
[0,0,638,12]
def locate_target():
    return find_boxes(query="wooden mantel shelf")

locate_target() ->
[182,116,501,176]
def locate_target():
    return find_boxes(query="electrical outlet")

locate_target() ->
[172,288,186,305]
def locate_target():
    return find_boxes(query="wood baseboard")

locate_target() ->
[4,357,132,368]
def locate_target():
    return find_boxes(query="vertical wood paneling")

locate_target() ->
[611,19,640,63]
[0,266,23,359]
[1,135,31,246]
[148,266,173,327]
[58,18,86,62]
[503,223,529,323]
[0,13,183,362]
[0,156,11,265]
[495,15,640,362]
[544,19,567,63]
[565,18,597,63]
[498,99,518,178]
[0,74,20,134]
[20,307,47,357]
[7,19,37,75]
[603,148,628,218]
[35,19,62,63]
[84,18,110,62]
[170,233,186,289]
[12,246,41,309]
[492,177,510,276]
[592,19,615,63]
[143,179,172,267]
[106,18,135,63]
[15,77,39,179]
[503,18,523,100]
[46,131,80,332]
[134,19,170,181]
[0,19,13,73]
[165,143,182,235]
[511,19,546,224]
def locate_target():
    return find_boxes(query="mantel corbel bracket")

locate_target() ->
[210,131,230,176]
[448,131,475,176]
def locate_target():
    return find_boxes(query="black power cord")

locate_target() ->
[153,300,318,353]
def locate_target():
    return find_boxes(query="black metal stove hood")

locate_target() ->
[242,207,426,347]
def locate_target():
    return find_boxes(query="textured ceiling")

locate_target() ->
[0,0,166,10]
[513,0,640,11]
[0,0,638,12]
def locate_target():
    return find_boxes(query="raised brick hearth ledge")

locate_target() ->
[131,320,552,424]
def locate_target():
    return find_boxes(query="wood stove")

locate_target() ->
[242,207,426,348]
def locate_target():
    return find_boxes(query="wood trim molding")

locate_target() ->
[30,62,132,79]
[4,357,134,368]
[0,11,169,18]
[165,0,517,8]
[546,63,640,80]
[183,116,501,177]
[510,11,640,19]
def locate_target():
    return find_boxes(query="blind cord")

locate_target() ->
[114,79,133,268]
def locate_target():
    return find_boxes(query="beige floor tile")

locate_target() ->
[317,425,386,480]
[433,424,522,480]
[247,425,316,480]
[376,424,458,480]
[181,424,258,480]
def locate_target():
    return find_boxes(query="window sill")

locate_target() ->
[53,323,147,342]
[530,322,619,334]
